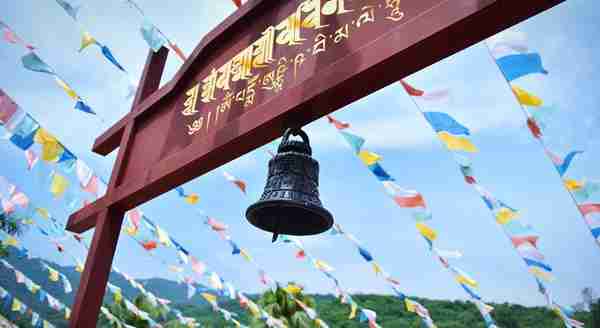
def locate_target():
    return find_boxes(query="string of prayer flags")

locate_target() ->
[53,1,135,96]
[0,286,55,328]
[223,171,247,194]
[331,223,437,327]
[2,183,188,327]
[0,20,35,50]
[124,0,187,61]
[0,23,95,114]
[487,31,600,248]
[401,78,579,327]
[20,52,95,114]
[199,212,332,327]
[175,186,200,204]
[328,115,496,327]
[281,236,382,327]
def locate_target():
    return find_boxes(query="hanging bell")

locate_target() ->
[246,128,334,242]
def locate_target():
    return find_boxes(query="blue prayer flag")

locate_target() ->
[140,20,167,52]
[340,131,365,153]
[55,0,80,20]
[101,46,126,72]
[74,100,95,114]
[524,258,553,272]
[367,163,394,181]
[423,112,470,135]
[8,114,39,150]
[496,53,548,81]
[21,52,55,75]
[358,246,373,262]
[557,150,583,177]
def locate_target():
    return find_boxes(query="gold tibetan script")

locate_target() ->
[182,84,199,116]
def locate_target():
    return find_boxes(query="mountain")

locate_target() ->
[0,251,596,327]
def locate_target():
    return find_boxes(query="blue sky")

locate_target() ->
[1,0,599,311]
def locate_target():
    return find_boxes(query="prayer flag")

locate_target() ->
[437,132,478,152]
[512,85,543,107]
[140,20,166,52]
[101,45,126,72]
[327,115,350,130]
[340,131,365,153]
[54,76,79,100]
[50,172,69,197]
[55,0,80,20]
[25,149,39,170]
[495,53,548,81]
[22,52,55,75]
[79,31,97,51]
[358,150,381,166]
[423,111,470,135]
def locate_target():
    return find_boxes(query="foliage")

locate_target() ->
[0,212,27,258]
[252,283,315,328]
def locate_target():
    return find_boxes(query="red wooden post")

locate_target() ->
[68,48,168,327]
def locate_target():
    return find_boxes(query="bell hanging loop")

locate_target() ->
[246,128,334,242]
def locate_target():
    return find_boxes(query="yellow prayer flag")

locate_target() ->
[248,300,260,317]
[456,275,478,288]
[437,132,478,153]
[43,321,51,328]
[185,193,200,205]
[495,207,518,225]
[54,77,79,100]
[125,225,138,236]
[314,259,334,272]
[372,262,383,275]
[65,308,71,320]
[358,150,381,166]
[31,284,40,294]
[405,299,416,312]
[529,267,555,282]
[349,302,357,319]
[415,222,437,241]
[22,218,35,225]
[35,128,64,162]
[240,249,252,262]
[284,284,302,295]
[564,178,583,191]
[48,268,59,282]
[512,85,543,107]
[50,172,69,198]
[113,291,122,304]
[201,293,217,304]
[11,298,21,312]
[75,260,84,273]
[155,226,171,247]
[36,208,50,219]
[79,32,97,52]
[3,236,19,247]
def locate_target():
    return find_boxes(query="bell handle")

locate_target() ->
[280,128,311,151]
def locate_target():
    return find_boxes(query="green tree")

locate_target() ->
[0,211,27,257]
[253,283,316,328]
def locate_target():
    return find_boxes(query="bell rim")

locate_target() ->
[245,199,334,236]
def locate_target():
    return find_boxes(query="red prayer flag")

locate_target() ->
[232,0,242,8]
[234,180,247,194]
[168,42,187,62]
[327,115,350,130]
[578,203,600,216]
[511,235,539,248]
[142,240,158,250]
[296,250,306,259]
[527,117,542,139]
[399,80,424,97]
[393,194,425,208]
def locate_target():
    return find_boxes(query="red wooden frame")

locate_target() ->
[65,0,564,326]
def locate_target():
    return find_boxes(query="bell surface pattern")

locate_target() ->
[246,129,334,237]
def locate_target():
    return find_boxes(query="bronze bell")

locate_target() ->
[246,128,333,242]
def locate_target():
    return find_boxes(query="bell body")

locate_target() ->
[246,129,333,236]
